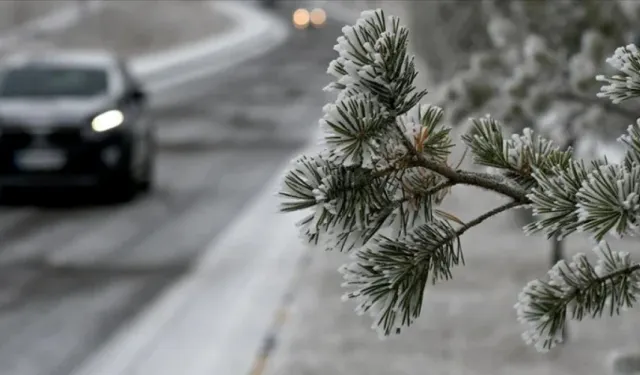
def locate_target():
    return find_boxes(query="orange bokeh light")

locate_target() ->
[292,8,310,29]
[310,8,326,27]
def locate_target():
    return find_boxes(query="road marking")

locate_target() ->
[247,251,313,375]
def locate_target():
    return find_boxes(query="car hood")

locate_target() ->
[0,97,114,126]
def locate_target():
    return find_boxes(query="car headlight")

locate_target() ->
[91,110,124,132]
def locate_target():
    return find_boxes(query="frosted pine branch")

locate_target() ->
[515,242,640,352]
[340,217,463,337]
[575,164,640,240]
[278,8,640,354]
[460,116,572,189]
[619,118,640,169]
[596,44,640,104]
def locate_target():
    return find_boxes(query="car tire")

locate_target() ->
[138,137,155,194]
[138,169,152,193]
[106,146,138,203]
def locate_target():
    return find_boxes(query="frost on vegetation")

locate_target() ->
[277,7,640,354]
[436,0,638,150]
[515,242,640,352]
[597,44,640,104]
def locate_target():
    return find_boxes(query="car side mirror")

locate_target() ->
[130,87,147,104]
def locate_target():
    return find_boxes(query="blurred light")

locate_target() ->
[310,8,326,27]
[92,110,124,132]
[292,8,310,29]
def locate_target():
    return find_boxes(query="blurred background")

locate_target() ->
[0,1,639,375]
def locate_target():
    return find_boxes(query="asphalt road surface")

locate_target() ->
[0,4,341,375]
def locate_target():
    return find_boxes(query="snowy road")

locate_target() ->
[0,4,340,375]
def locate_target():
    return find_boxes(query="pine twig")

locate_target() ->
[414,156,529,203]
[597,264,640,282]
[423,180,456,196]
[416,200,523,264]
[547,264,640,319]
[388,122,530,203]
[456,200,524,236]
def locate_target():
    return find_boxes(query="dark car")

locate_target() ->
[0,50,155,201]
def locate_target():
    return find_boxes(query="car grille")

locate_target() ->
[0,127,32,148]
[0,126,84,148]
[47,128,83,147]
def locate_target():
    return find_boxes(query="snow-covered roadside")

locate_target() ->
[0,0,104,53]
[0,1,73,32]
[69,141,313,374]
[135,2,289,94]
[69,155,310,375]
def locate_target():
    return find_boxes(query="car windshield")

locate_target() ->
[0,64,109,98]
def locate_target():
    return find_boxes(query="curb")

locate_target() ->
[131,1,290,94]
